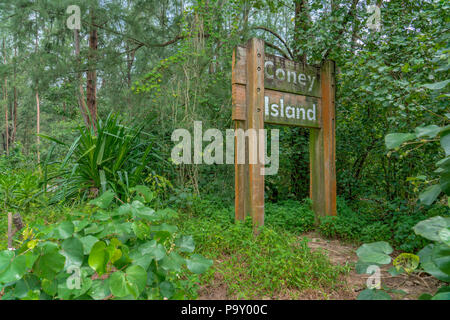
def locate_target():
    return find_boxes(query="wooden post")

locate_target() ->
[246,38,265,229]
[7,212,13,250]
[310,60,336,219]
[232,39,336,229]
[232,47,249,221]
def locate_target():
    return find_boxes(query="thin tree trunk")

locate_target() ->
[36,90,40,163]
[294,0,309,64]
[12,47,17,147]
[35,16,40,163]
[86,8,98,132]
[74,29,90,127]
[3,38,8,155]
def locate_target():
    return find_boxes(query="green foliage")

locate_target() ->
[0,189,211,300]
[43,114,158,203]
[175,197,348,299]
[264,199,315,233]
[317,197,449,252]
[356,216,450,300]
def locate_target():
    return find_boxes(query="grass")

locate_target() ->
[0,205,76,250]
[172,199,350,299]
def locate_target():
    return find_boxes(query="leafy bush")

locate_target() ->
[0,188,212,300]
[265,199,315,233]
[176,205,348,299]
[43,113,156,203]
[317,197,449,252]
[355,216,450,300]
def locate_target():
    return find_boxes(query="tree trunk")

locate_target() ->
[3,38,8,155]
[12,47,17,147]
[36,90,40,163]
[74,29,90,127]
[86,9,98,132]
[35,18,40,163]
[294,0,309,64]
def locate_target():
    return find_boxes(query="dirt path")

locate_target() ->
[198,232,443,300]
[303,232,442,300]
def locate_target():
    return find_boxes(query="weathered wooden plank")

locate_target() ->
[232,84,246,121]
[235,119,247,221]
[309,60,336,219]
[246,38,265,230]
[321,60,337,216]
[232,46,321,98]
[264,53,321,97]
[233,85,322,127]
[309,128,325,221]
[232,46,247,85]
[264,89,321,128]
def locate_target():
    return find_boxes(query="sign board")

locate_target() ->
[232,38,336,230]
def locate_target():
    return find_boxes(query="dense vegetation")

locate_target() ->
[0,0,449,300]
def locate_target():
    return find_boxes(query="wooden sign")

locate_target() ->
[232,38,336,230]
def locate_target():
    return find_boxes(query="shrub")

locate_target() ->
[0,188,212,300]
[43,113,156,203]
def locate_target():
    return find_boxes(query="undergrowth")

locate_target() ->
[173,198,349,299]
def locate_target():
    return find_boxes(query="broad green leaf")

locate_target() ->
[41,278,57,296]
[175,235,195,253]
[109,271,128,298]
[52,221,75,240]
[418,244,450,282]
[125,265,147,297]
[13,275,40,299]
[159,281,174,299]
[84,223,105,235]
[88,190,115,209]
[139,240,166,261]
[0,251,28,284]
[109,265,146,299]
[72,220,90,233]
[61,237,84,268]
[432,292,450,300]
[88,241,110,276]
[33,242,66,280]
[357,289,391,300]
[440,172,450,195]
[129,250,153,270]
[186,254,213,274]
[355,261,374,274]
[131,221,149,240]
[415,125,441,138]
[356,242,393,265]
[442,129,450,156]
[131,185,154,203]
[79,236,99,255]
[419,184,442,206]
[88,279,111,300]
[150,223,178,235]
[422,79,450,90]
[414,216,450,241]
[385,133,415,149]
[160,252,185,272]
[439,228,450,246]
[432,243,450,275]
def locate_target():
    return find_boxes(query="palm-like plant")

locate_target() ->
[43,113,154,203]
